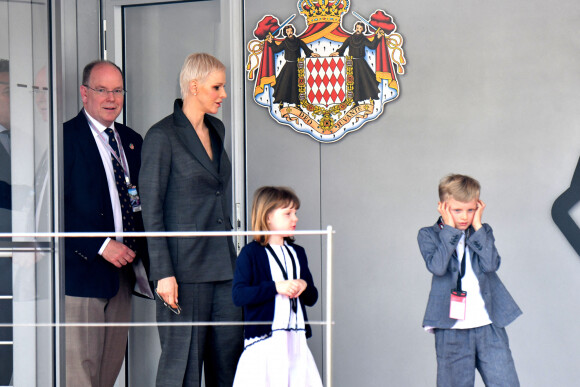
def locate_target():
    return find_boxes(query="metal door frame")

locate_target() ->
[99,1,247,385]
[103,0,246,248]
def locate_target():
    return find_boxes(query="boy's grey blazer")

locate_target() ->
[139,99,236,283]
[418,220,522,329]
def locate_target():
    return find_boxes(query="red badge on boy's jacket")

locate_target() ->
[450,290,467,320]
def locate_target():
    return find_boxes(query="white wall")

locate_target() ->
[244,0,580,386]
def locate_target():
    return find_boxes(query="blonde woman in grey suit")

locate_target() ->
[140,53,243,387]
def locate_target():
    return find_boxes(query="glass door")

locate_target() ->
[101,0,244,385]
[0,0,54,385]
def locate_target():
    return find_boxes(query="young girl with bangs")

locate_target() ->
[232,186,323,387]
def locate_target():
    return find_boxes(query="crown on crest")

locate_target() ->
[298,0,349,24]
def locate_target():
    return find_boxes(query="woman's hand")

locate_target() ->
[156,276,179,308]
[276,279,307,298]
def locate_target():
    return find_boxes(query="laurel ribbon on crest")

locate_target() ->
[384,33,406,74]
[246,39,265,81]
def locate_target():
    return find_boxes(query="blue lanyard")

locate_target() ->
[84,110,131,185]
[438,217,468,292]
[266,244,298,313]
[265,244,296,281]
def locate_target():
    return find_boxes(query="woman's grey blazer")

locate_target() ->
[139,99,236,283]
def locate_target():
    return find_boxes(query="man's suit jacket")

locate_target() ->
[418,220,522,329]
[139,99,236,284]
[64,110,150,298]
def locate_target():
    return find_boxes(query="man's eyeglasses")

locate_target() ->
[83,84,126,97]
[155,288,182,315]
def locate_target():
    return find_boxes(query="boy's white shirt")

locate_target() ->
[452,232,492,329]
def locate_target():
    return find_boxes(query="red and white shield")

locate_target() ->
[305,57,346,106]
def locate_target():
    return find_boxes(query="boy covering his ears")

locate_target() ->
[418,174,521,386]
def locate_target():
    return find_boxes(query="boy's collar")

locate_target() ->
[436,217,473,237]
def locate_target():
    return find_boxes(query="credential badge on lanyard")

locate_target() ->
[438,217,469,320]
[450,233,467,320]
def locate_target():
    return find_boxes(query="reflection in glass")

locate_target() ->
[0,59,10,231]
[1,0,53,384]
[0,57,12,386]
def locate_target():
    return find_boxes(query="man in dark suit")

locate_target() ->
[63,60,152,387]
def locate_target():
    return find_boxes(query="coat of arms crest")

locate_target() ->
[246,0,406,142]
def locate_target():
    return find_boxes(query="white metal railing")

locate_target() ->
[0,227,335,386]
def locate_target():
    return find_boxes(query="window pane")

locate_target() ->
[1,0,53,384]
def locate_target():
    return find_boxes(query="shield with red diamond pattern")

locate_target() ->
[305,57,346,106]
[246,1,407,142]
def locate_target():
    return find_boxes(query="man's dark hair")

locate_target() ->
[283,24,295,37]
[355,21,366,34]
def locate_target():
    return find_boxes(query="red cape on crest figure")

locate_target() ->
[247,0,406,142]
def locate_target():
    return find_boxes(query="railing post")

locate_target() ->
[325,225,333,387]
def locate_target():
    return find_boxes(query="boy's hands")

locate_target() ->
[438,201,455,228]
[438,199,485,231]
[472,200,485,231]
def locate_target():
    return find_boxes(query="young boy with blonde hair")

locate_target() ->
[418,174,521,386]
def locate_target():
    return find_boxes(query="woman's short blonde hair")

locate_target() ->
[179,53,225,99]
[438,174,481,202]
[251,186,301,245]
